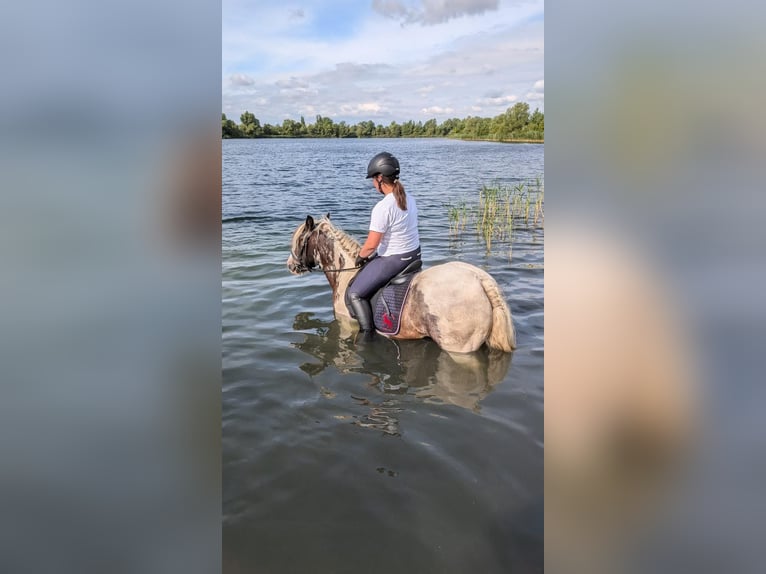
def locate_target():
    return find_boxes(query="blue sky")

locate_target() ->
[223,0,543,124]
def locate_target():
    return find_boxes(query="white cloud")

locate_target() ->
[275,76,318,100]
[406,30,543,81]
[421,106,455,114]
[525,79,544,103]
[225,2,541,81]
[358,103,382,112]
[275,76,309,89]
[229,73,255,86]
[288,8,305,21]
[479,94,518,106]
[372,0,500,26]
[310,62,392,88]
[222,1,543,123]
[371,0,410,20]
[280,87,318,97]
[339,102,385,116]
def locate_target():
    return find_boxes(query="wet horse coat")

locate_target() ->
[287,215,516,354]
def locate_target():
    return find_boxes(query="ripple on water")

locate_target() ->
[224,139,543,573]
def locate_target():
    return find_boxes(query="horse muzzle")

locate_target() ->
[287,255,309,275]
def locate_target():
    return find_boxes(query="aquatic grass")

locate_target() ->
[446,200,471,235]
[447,177,544,255]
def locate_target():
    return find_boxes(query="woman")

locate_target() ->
[348,152,421,337]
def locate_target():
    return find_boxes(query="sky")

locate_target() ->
[222,0,543,125]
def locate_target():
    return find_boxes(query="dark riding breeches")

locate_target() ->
[348,246,421,300]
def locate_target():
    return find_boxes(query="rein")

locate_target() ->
[292,226,361,273]
[322,266,361,273]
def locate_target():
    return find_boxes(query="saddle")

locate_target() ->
[345,259,422,335]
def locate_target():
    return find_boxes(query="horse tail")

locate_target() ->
[478,273,516,352]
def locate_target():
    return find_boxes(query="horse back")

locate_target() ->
[396,263,496,344]
[373,261,514,353]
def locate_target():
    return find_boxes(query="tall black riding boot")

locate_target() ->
[349,294,376,341]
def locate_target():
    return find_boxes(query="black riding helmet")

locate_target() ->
[366,152,400,180]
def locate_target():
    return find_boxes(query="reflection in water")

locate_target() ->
[292,312,512,414]
[350,395,403,436]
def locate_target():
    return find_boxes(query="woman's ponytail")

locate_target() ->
[384,176,407,210]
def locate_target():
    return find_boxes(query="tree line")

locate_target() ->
[222,102,543,142]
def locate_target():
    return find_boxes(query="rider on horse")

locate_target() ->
[348,152,422,340]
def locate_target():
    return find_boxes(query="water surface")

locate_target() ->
[223,138,543,573]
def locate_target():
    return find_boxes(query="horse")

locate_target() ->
[286,214,516,354]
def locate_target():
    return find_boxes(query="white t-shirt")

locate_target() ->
[369,192,420,257]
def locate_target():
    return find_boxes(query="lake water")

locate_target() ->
[223,138,544,573]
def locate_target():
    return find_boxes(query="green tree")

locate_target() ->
[222,101,542,141]
[527,108,544,138]
[314,115,335,137]
[222,113,241,138]
[440,117,462,136]
[490,114,507,140]
[282,118,301,137]
[262,123,277,136]
[355,120,374,137]
[462,116,478,138]
[240,111,261,137]
[505,102,531,136]
[337,121,351,138]
[423,118,437,137]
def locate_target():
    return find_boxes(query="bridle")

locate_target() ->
[290,226,316,273]
[290,226,361,273]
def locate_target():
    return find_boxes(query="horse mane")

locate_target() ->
[317,218,361,257]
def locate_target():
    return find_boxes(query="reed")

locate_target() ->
[446,200,470,235]
[447,178,544,254]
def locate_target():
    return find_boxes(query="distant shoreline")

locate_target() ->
[459,137,544,144]
[223,103,544,141]
[222,135,543,144]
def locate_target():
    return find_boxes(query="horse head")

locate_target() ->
[287,214,357,277]
[287,215,319,274]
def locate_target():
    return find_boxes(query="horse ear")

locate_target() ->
[326,212,331,220]
[305,215,315,230]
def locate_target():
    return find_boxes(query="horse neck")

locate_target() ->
[314,221,361,304]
